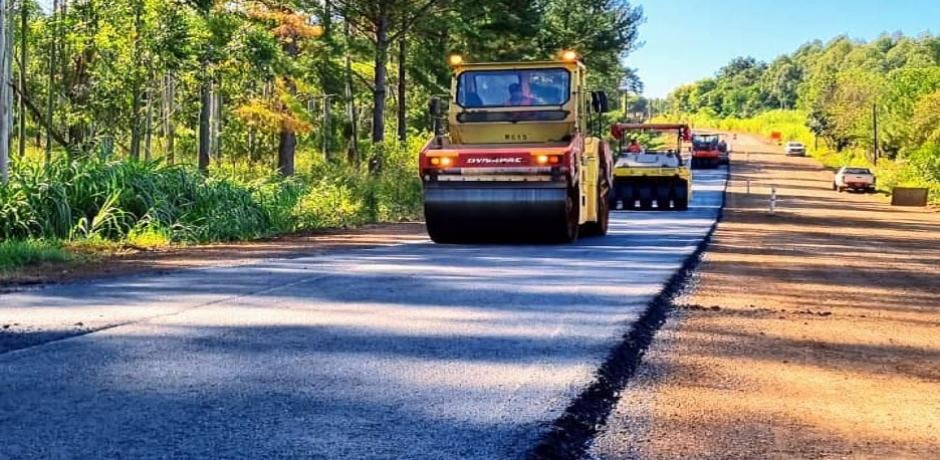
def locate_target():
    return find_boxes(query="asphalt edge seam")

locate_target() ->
[0,272,332,358]
[528,165,731,460]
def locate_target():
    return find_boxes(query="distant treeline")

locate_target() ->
[662,34,940,199]
[666,34,939,157]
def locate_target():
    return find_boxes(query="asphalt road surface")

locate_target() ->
[1,168,726,459]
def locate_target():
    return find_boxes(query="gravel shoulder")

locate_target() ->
[591,134,940,459]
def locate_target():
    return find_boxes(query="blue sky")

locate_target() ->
[631,0,940,98]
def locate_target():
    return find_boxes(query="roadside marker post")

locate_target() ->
[770,186,777,215]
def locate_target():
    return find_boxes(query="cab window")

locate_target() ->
[456,68,571,108]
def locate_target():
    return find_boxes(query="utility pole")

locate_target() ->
[872,103,879,166]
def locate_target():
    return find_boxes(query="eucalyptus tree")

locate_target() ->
[1,0,12,182]
[330,0,440,145]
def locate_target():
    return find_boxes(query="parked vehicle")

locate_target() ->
[784,141,806,156]
[833,167,876,193]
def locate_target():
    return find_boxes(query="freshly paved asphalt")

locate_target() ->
[0,168,726,459]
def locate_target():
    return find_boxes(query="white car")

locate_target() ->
[784,141,806,156]
[833,167,876,193]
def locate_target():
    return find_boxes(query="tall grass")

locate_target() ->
[0,140,424,247]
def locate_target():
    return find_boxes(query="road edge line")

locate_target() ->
[527,165,731,459]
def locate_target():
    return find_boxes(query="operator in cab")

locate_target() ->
[627,138,644,153]
[506,83,536,106]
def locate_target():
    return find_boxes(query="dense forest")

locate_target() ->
[0,0,643,259]
[662,34,940,199]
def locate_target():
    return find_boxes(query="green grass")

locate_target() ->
[0,240,72,273]
[0,138,425,273]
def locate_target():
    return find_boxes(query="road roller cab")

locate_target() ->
[609,123,693,211]
[419,53,612,244]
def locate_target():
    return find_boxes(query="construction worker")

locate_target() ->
[627,138,644,153]
[506,83,536,106]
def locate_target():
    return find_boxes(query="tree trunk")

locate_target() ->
[397,30,406,142]
[212,90,222,161]
[144,86,153,161]
[277,37,299,176]
[1,0,12,183]
[248,127,256,163]
[17,0,25,159]
[198,78,211,173]
[278,130,296,176]
[322,95,331,161]
[130,90,142,160]
[45,0,58,165]
[371,5,389,145]
[344,16,358,164]
[129,0,143,161]
[163,73,175,165]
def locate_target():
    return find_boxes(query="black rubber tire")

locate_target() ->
[638,184,654,209]
[619,182,638,210]
[552,191,580,243]
[673,181,689,210]
[426,216,460,244]
[655,182,671,210]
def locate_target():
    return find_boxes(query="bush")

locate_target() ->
[292,178,368,230]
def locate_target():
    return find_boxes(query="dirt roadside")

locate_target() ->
[591,135,940,458]
[0,223,426,291]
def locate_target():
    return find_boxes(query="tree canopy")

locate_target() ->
[2,0,644,177]
[664,33,940,160]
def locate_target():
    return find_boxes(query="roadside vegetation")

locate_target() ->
[0,239,71,273]
[0,0,644,272]
[659,34,940,202]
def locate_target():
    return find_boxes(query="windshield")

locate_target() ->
[844,168,872,175]
[625,132,683,153]
[456,68,571,108]
[692,134,719,148]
